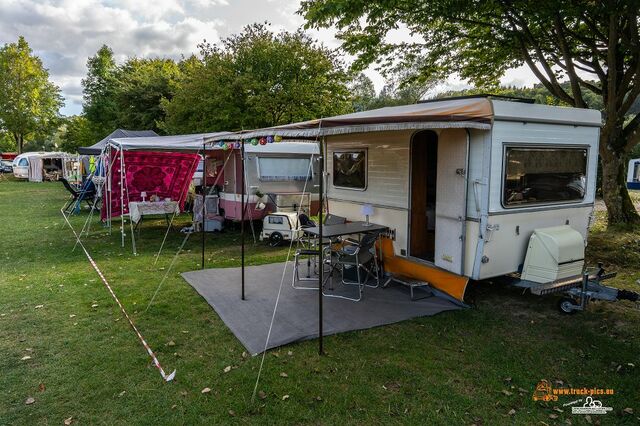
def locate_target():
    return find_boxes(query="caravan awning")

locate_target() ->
[107,132,231,152]
[206,97,603,142]
[207,98,494,141]
[78,129,159,155]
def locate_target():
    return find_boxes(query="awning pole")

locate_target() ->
[120,147,125,248]
[201,143,206,269]
[241,140,246,300]
[318,136,324,355]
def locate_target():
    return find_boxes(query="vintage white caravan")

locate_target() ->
[12,151,78,182]
[212,97,602,300]
[628,158,640,190]
[203,142,320,221]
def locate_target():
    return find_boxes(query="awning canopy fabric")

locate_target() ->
[101,150,199,221]
[206,97,602,142]
[207,98,494,141]
[78,129,159,155]
[107,132,231,152]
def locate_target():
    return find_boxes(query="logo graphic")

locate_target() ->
[532,380,558,402]
[571,396,613,415]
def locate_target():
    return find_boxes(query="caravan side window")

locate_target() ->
[258,157,312,181]
[333,150,367,190]
[503,146,587,207]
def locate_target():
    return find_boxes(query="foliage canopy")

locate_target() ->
[0,36,63,153]
[162,23,352,133]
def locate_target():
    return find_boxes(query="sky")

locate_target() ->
[0,0,540,116]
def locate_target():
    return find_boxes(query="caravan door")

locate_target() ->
[434,129,468,274]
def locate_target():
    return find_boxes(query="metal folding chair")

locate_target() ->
[323,232,381,302]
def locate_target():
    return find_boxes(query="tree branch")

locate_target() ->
[499,4,575,104]
[616,10,639,102]
[605,8,619,129]
[554,14,586,107]
[619,82,640,117]
[578,79,602,95]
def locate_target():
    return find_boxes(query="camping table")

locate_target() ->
[128,200,179,228]
[304,221,388,288]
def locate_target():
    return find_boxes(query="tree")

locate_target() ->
[59,115,95,153]
[0,36,63,153]
[114,58,181,133]
[82,45,119,139]
[301,0,640,225]
[0,131,14,152]
[349,73,376,111]
[161,53,236,134]
[163,23,352,133]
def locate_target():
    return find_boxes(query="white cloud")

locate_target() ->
[0,0,545,116]
[0,0,223,115]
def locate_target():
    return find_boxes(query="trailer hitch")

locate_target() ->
[557,264,639,314]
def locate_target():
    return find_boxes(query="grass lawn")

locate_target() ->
[1,177,638,425]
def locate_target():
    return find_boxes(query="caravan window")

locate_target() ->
[503,146,588,207]
[257,157,311,181]
[333,150,367,190]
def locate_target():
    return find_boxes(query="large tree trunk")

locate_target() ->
[13,133,23,154]
[600,136,640,225]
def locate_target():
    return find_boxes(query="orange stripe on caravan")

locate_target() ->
[379,238,469,301]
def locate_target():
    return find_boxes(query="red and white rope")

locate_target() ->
[61,209,176,382]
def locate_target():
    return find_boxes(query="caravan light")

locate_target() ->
[266,135,274,143]
[361,204,374,226]
[274,135,282,142]
[259,137,267,145]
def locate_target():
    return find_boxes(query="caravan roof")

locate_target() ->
[210,97,602,140]
[14,151,75,161]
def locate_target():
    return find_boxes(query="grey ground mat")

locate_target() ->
[182,262,464,355]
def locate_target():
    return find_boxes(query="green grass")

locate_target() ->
[1,178,638,425]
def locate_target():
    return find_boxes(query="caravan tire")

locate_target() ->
[268,232,284,247]
[557,297,578,315]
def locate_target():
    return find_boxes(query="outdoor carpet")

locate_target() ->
[182,262,464,355]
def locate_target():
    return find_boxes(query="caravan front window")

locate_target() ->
[503,147,587,207]
[333,150,367,190]
[257,157,312,182]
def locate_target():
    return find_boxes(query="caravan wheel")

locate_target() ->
[558,297,578,315]
[268,232,284,247]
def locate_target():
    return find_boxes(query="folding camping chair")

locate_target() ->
[292,214,349,289]
[324,232,381,302]
[61,178,98,213]
[292,214,346,288]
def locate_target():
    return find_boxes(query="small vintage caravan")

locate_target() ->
[213,96,602,301]
[213,142,320,221]
[628,158,640,190]
[12,151,78,182]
